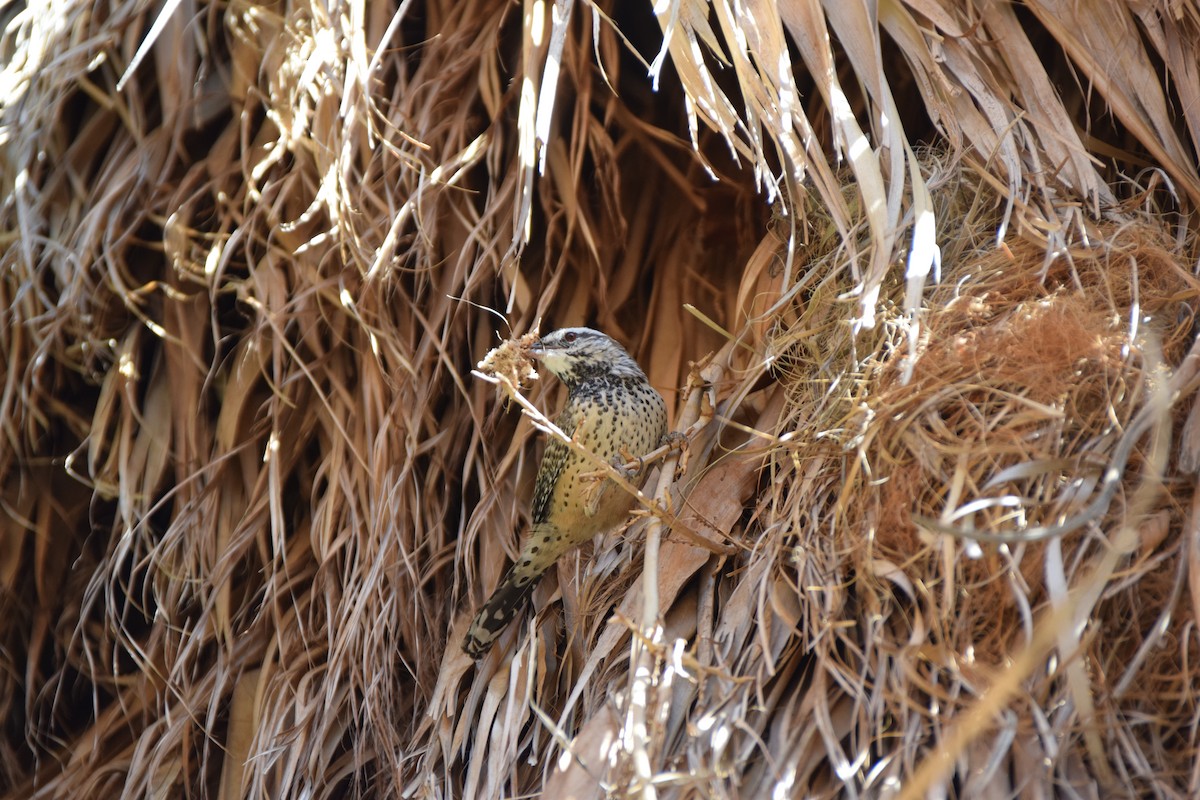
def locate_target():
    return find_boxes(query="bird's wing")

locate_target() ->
[530,404,579,524]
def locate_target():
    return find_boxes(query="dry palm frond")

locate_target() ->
[2,1,1199,799]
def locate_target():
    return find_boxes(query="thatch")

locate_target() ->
[2,1,1199,798]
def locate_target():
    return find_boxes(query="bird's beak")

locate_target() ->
[528,339,546,359]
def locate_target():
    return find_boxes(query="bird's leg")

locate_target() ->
[606,430,688,476]
[659,430,689,478]
[613,447,643,481]
[578,449,641,515]
[660,430,687,451]
[581,446,647,487]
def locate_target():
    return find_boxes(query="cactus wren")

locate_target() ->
[462,327,668,659]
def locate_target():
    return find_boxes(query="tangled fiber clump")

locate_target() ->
[2,1,1200,798]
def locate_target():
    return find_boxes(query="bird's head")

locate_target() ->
[531,327,648,386]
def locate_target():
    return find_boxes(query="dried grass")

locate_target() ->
[771,185,1200,796]
[2,1,1199,799]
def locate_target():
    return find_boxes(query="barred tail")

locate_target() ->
[461,560,545,659]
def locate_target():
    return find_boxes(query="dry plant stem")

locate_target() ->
[695,559,718,704]
[609,431,734,555]
[625,362,716,798]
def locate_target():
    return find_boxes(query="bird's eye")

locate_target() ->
[563,331,578,344]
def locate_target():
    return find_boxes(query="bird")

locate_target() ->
[462,327,668,659]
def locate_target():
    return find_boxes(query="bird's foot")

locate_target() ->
[660,431,687,451]
[611,450,641,482]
